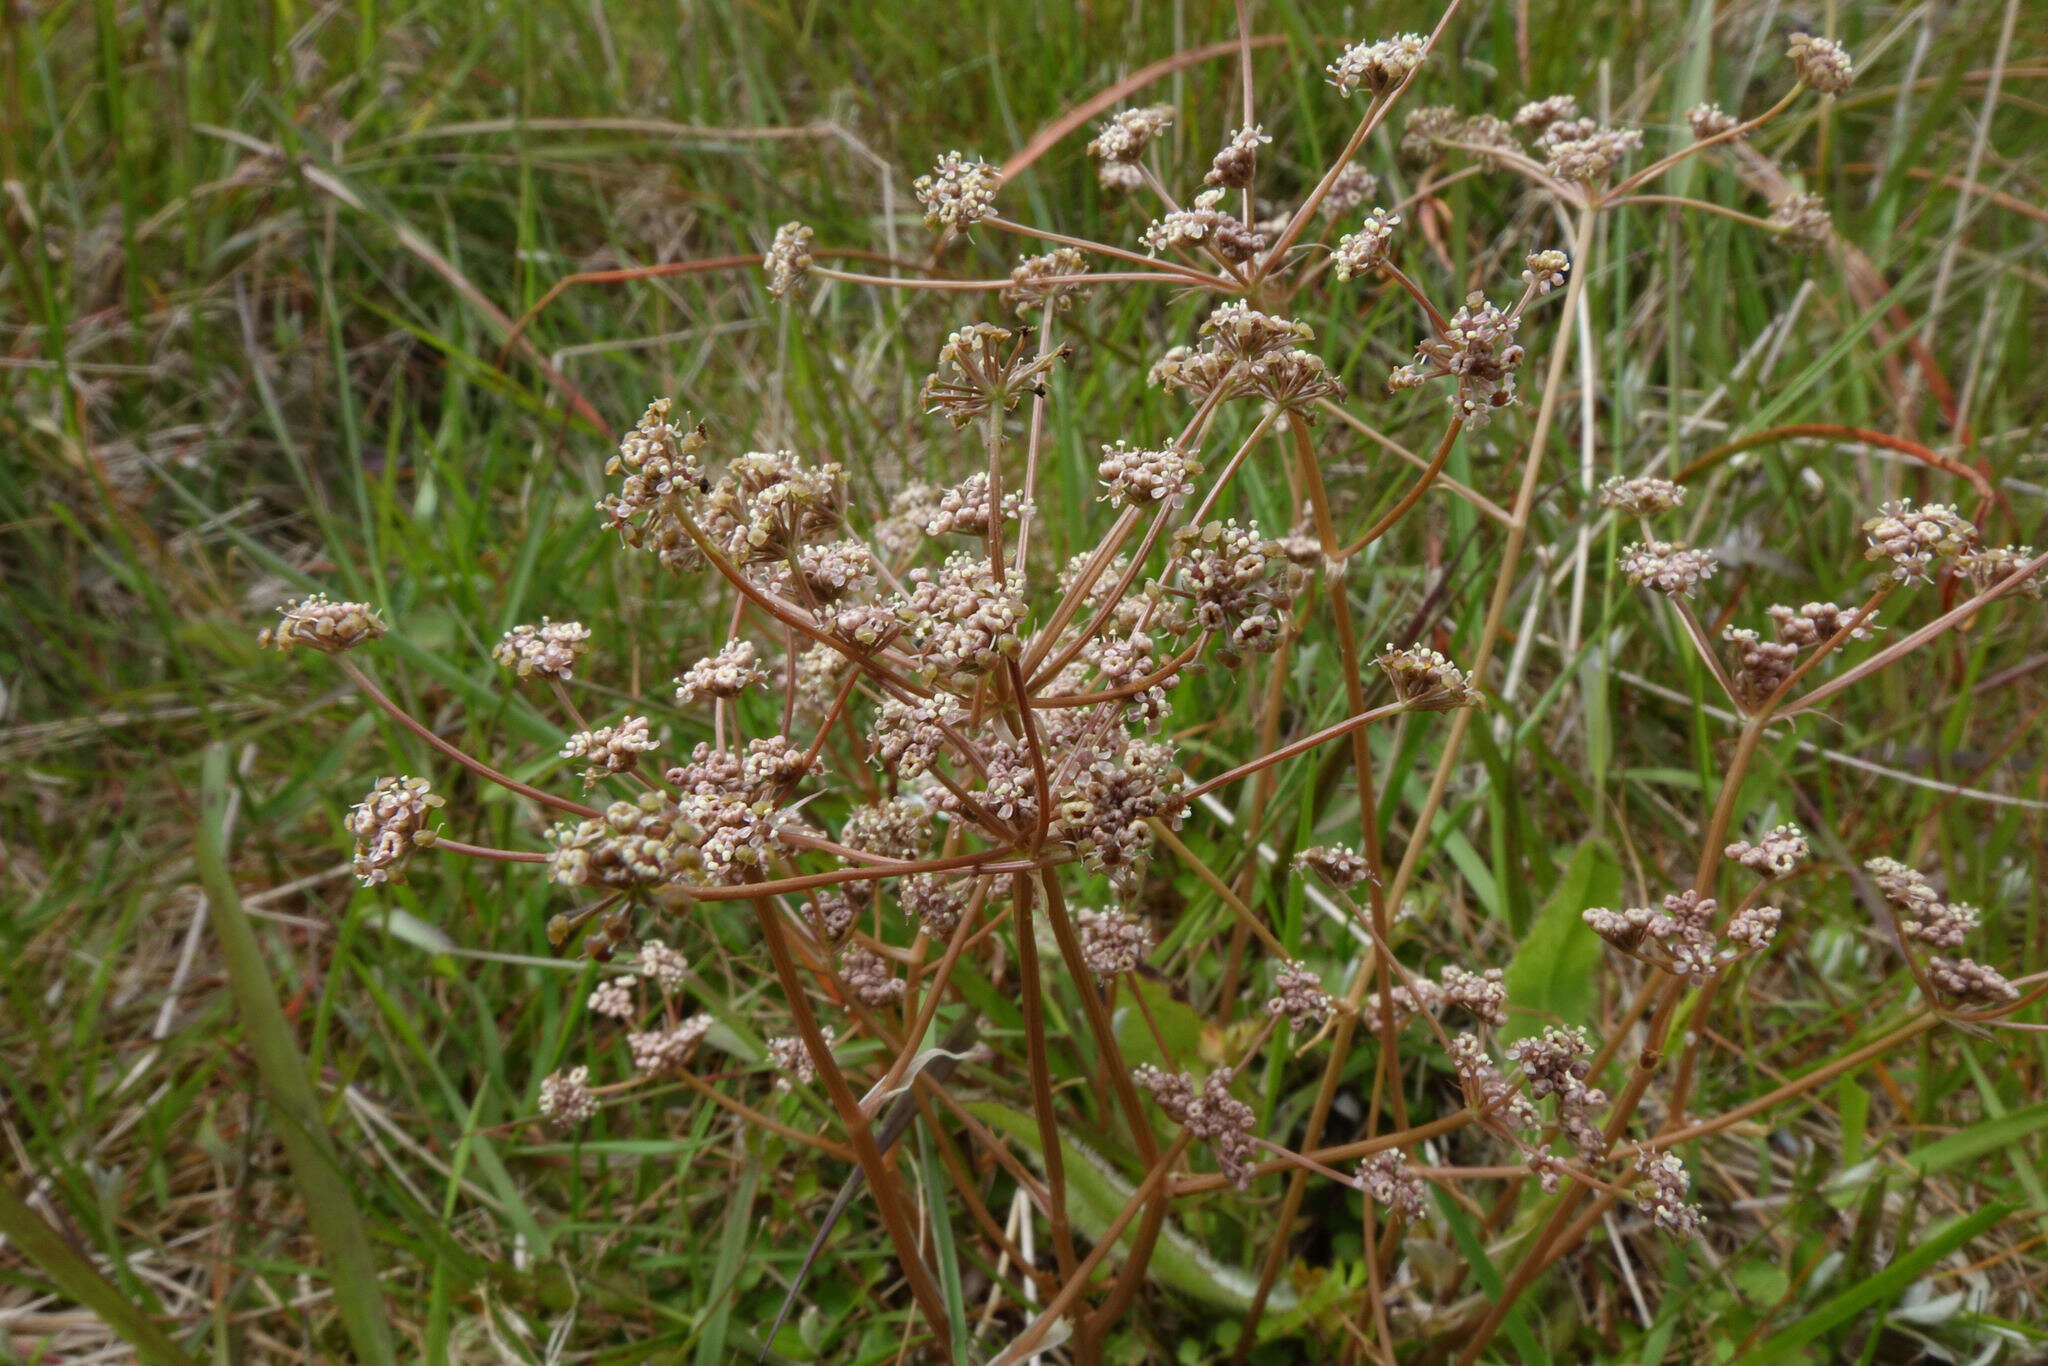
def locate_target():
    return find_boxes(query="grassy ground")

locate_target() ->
[4,0,2047,1361]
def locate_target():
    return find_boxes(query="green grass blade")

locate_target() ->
[1736,1204,2012,1364]
[195,746,397,1366]
[0,1180,200,1366]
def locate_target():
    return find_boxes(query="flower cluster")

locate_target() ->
[1392,290,1528,426]
[1266,960,1335,1029]
[1296,845,1374,888]
[914,152,1001,233]
[1077,905,1153,977]
[1358,1150,1428,1218]
[263,594,386,654]
[1097,442,1200,508]
[1598,475,1685,517]
[920,324,1069,429]
[1505,1026,1607,1160]
[675,640,770,704]
[1633,1150,1705,1236]
[1787,32,1855,94]
[1205,125,1269,189]
[1332,208,1400,279]
[1619,539,1718,597]
[1725,823,1809,879]
[496,618,592,680]
[764,222,813,301]
[346,776,443,884]
[1326,34,1427,98]
[1862,500,1976,582]
[560,716,659,786]
[1142,189,1266,265]
[1583,888,1773,982]
[1135,1064,1259,1189]
[1004,248,1088,315]
[1723,601,1877,708]
[1376,643,1483,711]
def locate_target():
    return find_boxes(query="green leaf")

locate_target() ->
[1112,977,1208,1073]
[1501,840,1619,1042]
[967,1102,1296,1313]
[1736,1204,2011,1363]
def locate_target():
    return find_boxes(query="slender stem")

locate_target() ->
[335,658,600,819]
[1253,0,1463,283]
[1176,701,1410,804]
[1607,84,1804,199]
[1608,193,1779,230]
[814,265,1192,291]
[1339,419,1464,557]
[669,1068,855,1163]
[430,837,546,863]
[1148,820,1291,959]
[748,898,954,1349]
[1010,875,1079,1280]
[983,216,1230,289]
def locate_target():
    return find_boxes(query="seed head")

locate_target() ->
[495,618,592,682]
[1086,105,1174,164]
[915,152,1001,233]
[347,776,444,884]
[262,593,387,654]
[1862,500,1975,582]
[1619,540,1718,596]
[1003,248,1088,316]
[764,222,814,301]
[1376,643,1483,711]
[1599,475,1685,516]
[1327,34,1428,98]
[1205,124,1270,189]
[1686,103,1738,139]
[538,1067,597,1126]
[1333,209,1401,279]
[1787,32,1855,94]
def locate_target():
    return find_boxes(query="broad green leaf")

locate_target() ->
[967,1101,1297,1313]
[1502,840,1619,1043]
